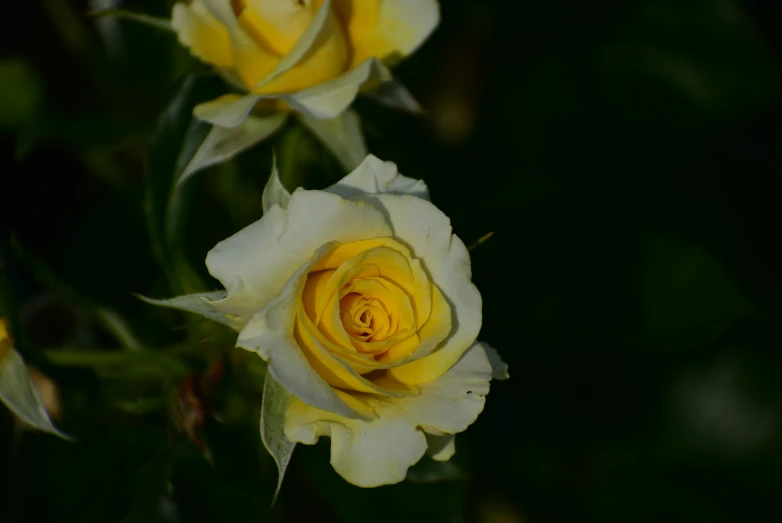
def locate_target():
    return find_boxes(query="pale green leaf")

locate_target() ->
[299,109,367,171]
[0,57,42,129]
[0,347,71,440]
[262,153,291,213]
[139,291,234,329]
[260,373,295,505]
[87,9,173,33]
[177,112,287,185]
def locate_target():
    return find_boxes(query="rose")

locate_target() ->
[156,154,507,487]
[170,0,440,126]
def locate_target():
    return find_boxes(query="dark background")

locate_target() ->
[2,0,782,522]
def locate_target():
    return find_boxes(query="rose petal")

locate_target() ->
[282,57,390,120]
[284,342,492,487]
[236,243,364,420]
[326,154,429,200]
[425,433,456,462]
[353,193,482,384]
[206,190,392,328]
[172,0,234,68]
[339,0,440,67]
[201,0,280,88]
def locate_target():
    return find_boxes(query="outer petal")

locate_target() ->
[284,342,492,487]
[237,243,362,420]
[326,154,429,200]
[343,0,440,67]
[354,194,481,385]
[282,57,390,120]
[206,190,392,325]
[425,433,455,461]
[171,0,234,68]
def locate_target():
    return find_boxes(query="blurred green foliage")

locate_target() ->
[2,0,782,522]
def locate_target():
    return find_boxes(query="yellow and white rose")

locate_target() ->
[171,0,439,126]
[151,155,507,486]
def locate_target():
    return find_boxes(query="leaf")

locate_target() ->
[87,9,173,33]
[146,74,224,294]
[260,373,295,505]
[299,109,367,171]
[138,291,235,329]
[11,237,143,351]
[178,113,288,186]
[0,57,43,129]
[261,153,291,213]
[0,346,71,440]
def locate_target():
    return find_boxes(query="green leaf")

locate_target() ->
[0,346,71,440]
[0,57,43,129]
[260,373,295,505]
[138,291,235,330]
[299,109,367,171]
[178,113,288,186]
[261,153,291,213]
[11,238,143,351]
[146,74,224,294]
[87,9,173,33]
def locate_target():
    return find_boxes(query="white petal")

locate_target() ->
[425,433,455,461]
[483,342,510,380]
[349,0,440,66]
[327,154,429,200]
[352,193,481,384]
[171,0,234,68]
[284,342,492,487]
[283,57,389,120]
[205,189,392,328]
[237,243,362,420]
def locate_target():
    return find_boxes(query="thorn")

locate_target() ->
[468,231,495,252]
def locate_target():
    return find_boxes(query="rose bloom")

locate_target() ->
[171,0,439,125]
[189,155,508,486]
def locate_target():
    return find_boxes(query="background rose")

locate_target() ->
[154,155,508,486]
[171,0,440,126]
